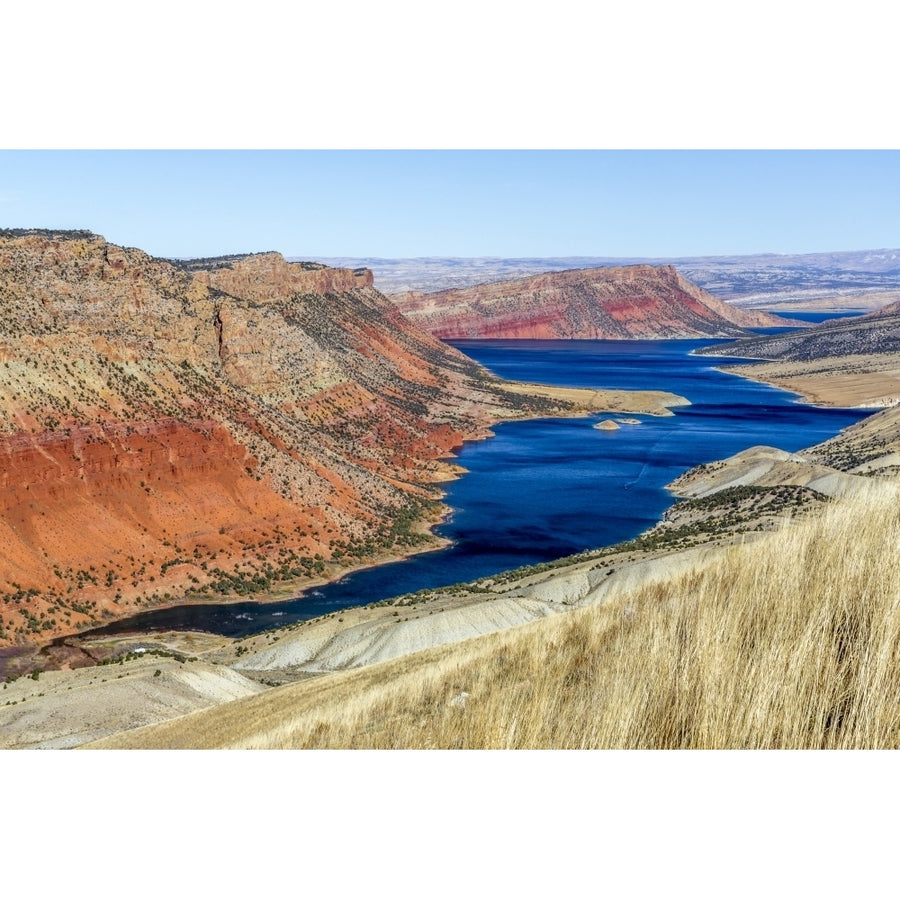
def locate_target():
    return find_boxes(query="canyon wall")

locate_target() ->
[391,265,793,339]
[0,231,546,648]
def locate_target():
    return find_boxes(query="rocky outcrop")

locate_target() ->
[192,254,373,302]
[0,230,562,649]
[391,265,796,339]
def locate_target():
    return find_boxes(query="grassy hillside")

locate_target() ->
[90,480,900,749]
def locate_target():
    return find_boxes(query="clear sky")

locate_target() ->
[2,150,899,260]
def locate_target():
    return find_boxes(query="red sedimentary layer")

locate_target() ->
[0,419,335,643]
[392,265,792,339]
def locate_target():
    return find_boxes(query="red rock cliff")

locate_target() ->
[0,231,537,649]
[391,265,792,339]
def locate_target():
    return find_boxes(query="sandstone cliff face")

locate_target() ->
[0,232,218,362]
[391,265,791,339]
[192,253,373,301]
[0,231,540,649]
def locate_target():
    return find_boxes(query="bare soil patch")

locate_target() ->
[722,354,900,407]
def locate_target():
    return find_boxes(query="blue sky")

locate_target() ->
[2,150,898,259]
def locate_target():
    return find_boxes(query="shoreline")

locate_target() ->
[0,529,457,677]
[3,378,690,670]
[711,361,835,409]
[118,378,692,614]
[713,359,900,410]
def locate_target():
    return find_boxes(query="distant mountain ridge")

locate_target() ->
[389,265,797,340]
[308,250,900,304]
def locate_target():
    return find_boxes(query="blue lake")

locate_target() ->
[84,338,872,639]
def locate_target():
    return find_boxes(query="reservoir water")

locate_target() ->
[86,338,872,639]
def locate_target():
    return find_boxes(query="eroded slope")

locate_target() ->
[0,232,545,647]
[391,265,797,339]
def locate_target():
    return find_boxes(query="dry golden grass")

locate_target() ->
[89,482,900,750]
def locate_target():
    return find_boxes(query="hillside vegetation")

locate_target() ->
[703,301,900,362]
[90,481,900,749]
